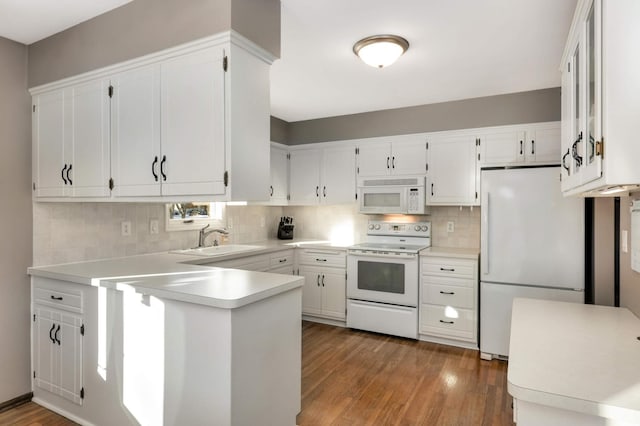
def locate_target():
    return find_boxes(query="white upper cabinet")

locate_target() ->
[289,144,357,206]
[478,122,560,167]
[160,47,226,197]
[560,0,640,196]
[269,144,289,205]
[426,134,478,206]
[357,135,427,178]
[31,32,274,202]
[110,65,161,197]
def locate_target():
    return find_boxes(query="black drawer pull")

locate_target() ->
[315,258,327,262]
[279,259,286,263]
[49,323,56,343]
[440,267,455,272]
[439,320,454,325]
[439,291,455,295]
[54,324,61,345]
[50,295,63,301]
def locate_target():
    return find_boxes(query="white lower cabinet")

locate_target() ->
[419,253,478,348]
[202,249,295,274]
[297,249,346,321]
[32,278,84,405]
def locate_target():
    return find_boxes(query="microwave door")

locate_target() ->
[360,188,406,213]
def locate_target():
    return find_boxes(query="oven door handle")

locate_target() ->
[348,251,417,259]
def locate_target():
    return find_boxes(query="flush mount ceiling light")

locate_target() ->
[353,34,409,68]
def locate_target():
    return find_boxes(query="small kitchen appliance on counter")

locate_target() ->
[347,220,431,339]
[277,217,294,240]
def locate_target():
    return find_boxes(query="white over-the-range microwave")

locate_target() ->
[357,176,426,214]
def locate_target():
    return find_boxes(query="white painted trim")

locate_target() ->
[32,397,97,426]
[29,30,275,94]
[418,334,479,350]
[302,315,346,328]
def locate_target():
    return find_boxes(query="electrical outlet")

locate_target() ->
[121,221,132,236]
[447,221,455,233]
[150,219,159,235]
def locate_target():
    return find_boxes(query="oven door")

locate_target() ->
[347,251,418,307]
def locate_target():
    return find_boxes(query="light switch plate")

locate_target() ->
[447,221,455,233]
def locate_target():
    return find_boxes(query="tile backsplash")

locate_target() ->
[33,202,479,266]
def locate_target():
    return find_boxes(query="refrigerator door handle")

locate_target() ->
[482,191,489,274]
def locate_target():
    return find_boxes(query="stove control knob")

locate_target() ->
[368,224,374,230]
[421,225,428,232]
[374,224,381,230]
[414,225,421,231]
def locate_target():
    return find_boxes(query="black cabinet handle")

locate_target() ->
[160,155,167,181]
[572,132,583,167]
[61,164,68,184]
[387,157,390,169]
[54,324,61,345]
[431,183,434,196]
[519,140,523,155]
[323,186,326,197]
[316,275,320,287]
[562,149,571,175]
[49,323,56,343]
[50,295,63,301]
[439,291,455,295]
[316,186,319,197]
[440,267,455,272]
[152,156,159,182]
[392,156,395,169]
[279,258,286,263]
[315,258,327,262]
[439,320,454,325]
[321,274,325,287]
[531,140,535,155]
[66,164,72,185]
[270,185,273,196]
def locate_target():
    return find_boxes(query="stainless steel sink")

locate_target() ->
[170,244,263,257]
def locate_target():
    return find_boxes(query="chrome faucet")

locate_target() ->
[197,224,229,248]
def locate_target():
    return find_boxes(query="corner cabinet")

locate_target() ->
[560,0,640,196]
[268,143,289,206]
[31,31,274,202]
[32,277,84,405]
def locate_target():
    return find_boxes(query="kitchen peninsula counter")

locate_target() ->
[508,298,640,425]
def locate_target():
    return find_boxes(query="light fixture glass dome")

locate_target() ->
[353,35,409,68]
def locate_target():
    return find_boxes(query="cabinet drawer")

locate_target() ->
[269,250,294,268]
[421,274,475,288]
[423,284,474,309]
[33,278,83,314]
[420,304,475,341]
[298,249,346,268]
[421,258,476,279]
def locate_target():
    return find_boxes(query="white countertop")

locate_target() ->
[508,298,640,424]
[419,246,479,259]
[27,239,347,308]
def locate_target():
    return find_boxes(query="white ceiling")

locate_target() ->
[271,0,578,122]
[0,0,132,45]
[0,0,577,123]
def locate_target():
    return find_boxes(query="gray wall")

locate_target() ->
[0,37,32,403]
[594,198,615,306]
[285,88,560,144]
[270,116,289,143]
[621,192,640,317]
[28,0,280,87]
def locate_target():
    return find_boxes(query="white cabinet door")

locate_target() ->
[289,149,321,205]
[427,135,478,205]
[357,142,391,177]
[299,266,323,316]
[111,65,161,197]
[269,146,289,205]
[34,307,83,405]
[322,145,356,205]
[478,131,524,166]
[68,79,111,197]
[33,90,68,197]
[320,270,346,320]
[391,137,427,176]
[160,47,226,196]
[525,126,561,164]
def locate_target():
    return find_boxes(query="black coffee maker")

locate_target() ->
[277,217,294,240]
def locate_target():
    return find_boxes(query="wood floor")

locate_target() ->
[0,322,513,425]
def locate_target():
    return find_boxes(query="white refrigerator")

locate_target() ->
[480,167,584,360]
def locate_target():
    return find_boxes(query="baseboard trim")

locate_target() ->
[0,392,33,413]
